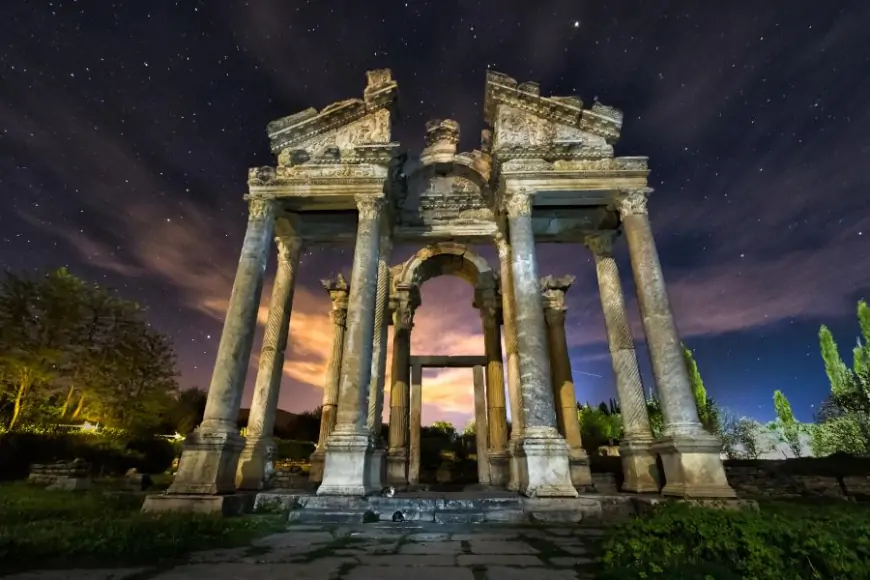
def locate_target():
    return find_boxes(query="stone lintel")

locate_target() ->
[410,355,488,368]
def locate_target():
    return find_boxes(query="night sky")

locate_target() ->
[3,1,869,428]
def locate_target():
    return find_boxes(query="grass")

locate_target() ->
[0,482,286,573]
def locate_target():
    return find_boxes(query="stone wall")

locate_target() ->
[724,460,870,500]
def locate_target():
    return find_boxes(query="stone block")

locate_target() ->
[150,561,349,580]
[357,555,457,567]
[549,556,597,567]
[619,439,661,493]
[317,431,376,496]
[168,430,245,495]
[140,493,254,516]
[517,435,578,498]
[399,541,464,555]
[46,477,91,491]
[468,540,539,554]
[457,554,543,566]
[653,434,736,498]
[484,567,578,579]
[346,567,475,580]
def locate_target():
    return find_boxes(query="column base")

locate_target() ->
[568,448,593,488]
[308,448,326,484]
[168,430,245,495]
[518,428,578,498]
[507,437,525,492]
[235,436,276,491]
[386,448,408,485]
[619,438,661,493]
[367,444,386,491]
[488,451,510,487]
[652,433,736,498]
[317,429,377,497]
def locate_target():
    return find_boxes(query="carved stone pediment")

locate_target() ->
[266,69,398,158]
[400,174,495,227]
[484,70,623,155]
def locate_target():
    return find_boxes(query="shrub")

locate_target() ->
[273,438,315,462]
[124,437,176,474]
[601,501,870,579]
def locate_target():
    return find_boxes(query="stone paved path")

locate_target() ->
[3,522,606,580]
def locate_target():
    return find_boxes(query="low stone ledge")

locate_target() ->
[141,493,255,516]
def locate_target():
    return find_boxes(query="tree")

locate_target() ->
[462,420,476,436]
[681,344,721,434]
[430,420,456,440]
[171,388,207,434]
[772,390,805,458]
[720,415,771,459]
[578,403,623,455]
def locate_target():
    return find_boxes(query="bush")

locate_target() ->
[0,431,177,480]
[273,438,315,462]
[601,501,870,579]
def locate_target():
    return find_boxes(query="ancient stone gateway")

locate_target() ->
[144,69,736,514]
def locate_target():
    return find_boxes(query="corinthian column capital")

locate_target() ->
[540,274,575,312]
[613,187,653,217]
[275,235,302,262]
[248,196,274,221]
[355,195,386,220]
[584,231,616,257]
[322,273,350,324]
[504,189,533,218]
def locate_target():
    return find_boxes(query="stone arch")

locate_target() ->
[393,242,498,301]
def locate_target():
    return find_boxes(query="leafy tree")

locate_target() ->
[720,414,771,459]
[462,420,476,436]
[171,388,208,434]
[771,390,805,457]
[578,403,623,455]
[430,420,456,440]
[681,344,720,434]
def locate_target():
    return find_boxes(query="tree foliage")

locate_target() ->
[813,301,870,456]
[771,390,805,457]
[0,268,182,433]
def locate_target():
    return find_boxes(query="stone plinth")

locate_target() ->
[653,434,736,498]
[141,493,255,516]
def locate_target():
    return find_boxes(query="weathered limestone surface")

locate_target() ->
[238,233,302,490]
[505,190,576,498]
[310,275,349,484]
[616,188,734,498]
[480,295,509,486]
[386,290,415,485]
[496,236,526,492]
[168,198,274,497]
[585,232,659,494]
[472,365,491,484]
[541,275,592,489]
[408,364,423,485]
[319,196,384,496]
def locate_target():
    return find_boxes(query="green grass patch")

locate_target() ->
[600,499,870,579]
[0,483,285,572]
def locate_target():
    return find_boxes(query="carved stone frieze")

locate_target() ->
[266,69,397,156]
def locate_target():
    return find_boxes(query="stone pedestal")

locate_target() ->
[617,188,734,498]
[653,434,736,498]
[309,275,349,484]
[167,198,274,497]
[619,438,661,493]
[505,190,576,498]
[318,196,384,497]
[238,232,302,490]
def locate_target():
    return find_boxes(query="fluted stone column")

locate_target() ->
[366,233,392,488]
[496,234,525,491]
[585,232,660,493]
[309,275,349,484]
[387,290,416,485]
[478,294,509,486]
[505,190,577,498]
[237,233,302,490]
[168,197,275,496]
[408,363,423,485]
[616,188,734,498]
[541,275,592,489]
[318,196,384,496]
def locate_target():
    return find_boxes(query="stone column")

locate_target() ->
[168,197,274,496]
[504,189,577,498]
[387,289,416,485]
[541,275,592,489]
[616,188,734,498]
[318,195,384,496]
[366,232,392,488]
[309,274,349,484]
[472,365,490,484]
[496,234,525,491]
[585,232,660,493]
[237,232,302,490]
[408,363,423,485]
[478,293,509,486]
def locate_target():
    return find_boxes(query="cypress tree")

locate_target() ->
[819,325,852,396]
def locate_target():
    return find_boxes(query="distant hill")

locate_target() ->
[237,408,318,442]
